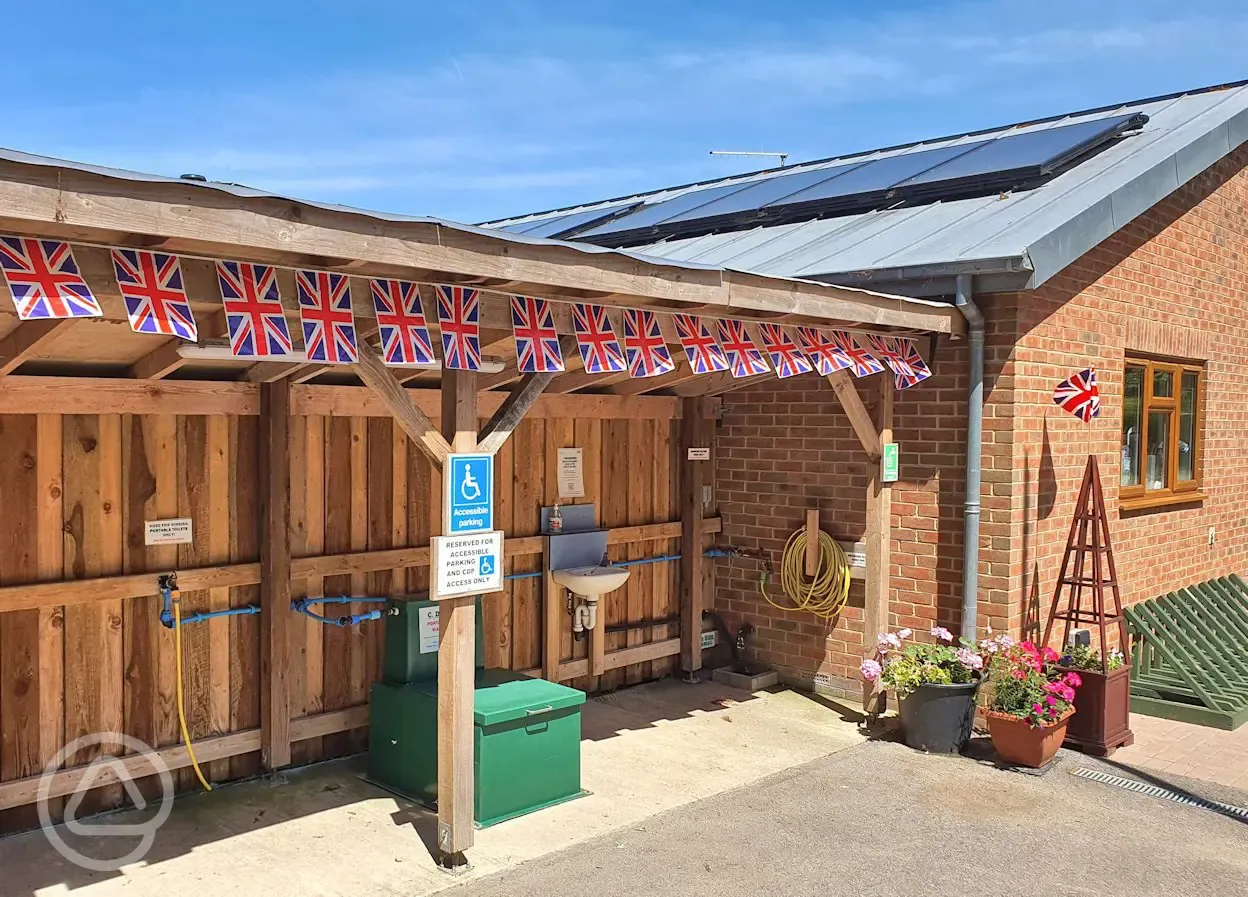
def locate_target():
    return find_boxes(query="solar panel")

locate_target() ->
[655,160,868,226]
[575,181,759,239]
[769,140,990,209]
[495,203,635,239]
[894,113,1142,189]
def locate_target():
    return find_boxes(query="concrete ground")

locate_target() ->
[453,738,1248,897]
[0,679,867,897]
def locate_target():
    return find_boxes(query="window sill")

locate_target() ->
[1120,492,1206,513]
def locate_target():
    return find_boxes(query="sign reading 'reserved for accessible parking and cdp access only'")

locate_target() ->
[432,531,504,599]
[445,452,493,534]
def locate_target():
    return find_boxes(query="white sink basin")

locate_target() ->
[551,565,631,597]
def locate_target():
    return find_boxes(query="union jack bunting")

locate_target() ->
[435,285,481,371]
[673,314,728,375]
[297,270,357,364]
[796,326,854,376]
[571,303,626,374]
[622,308,675,378]
[111,249,197,340]
[510,295,564,373]
[0,236,101,320]
[758,323,813,379]
[717,319,770,378]
[829,330,884,378]
[370,279,435,366]
[1053,368,1100,423]
[864,335,933,390]
[217,261,294,358]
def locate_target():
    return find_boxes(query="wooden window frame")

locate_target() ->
[1120,354,1205,511]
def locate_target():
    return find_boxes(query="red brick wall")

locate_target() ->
[712,145,1248,691]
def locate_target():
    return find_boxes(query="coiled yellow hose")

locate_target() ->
[760,527,853,621]
[173,596,213,792]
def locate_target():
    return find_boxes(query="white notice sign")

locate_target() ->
[433,531,504,600]
[557,447,584,498]
[418,605,440,654]
[144,518,194,546]
[687,447,710,461]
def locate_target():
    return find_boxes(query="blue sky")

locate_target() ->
[5,0,1246,223]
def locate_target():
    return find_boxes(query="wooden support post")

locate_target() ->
[542,544,562,682]
[805,508,820,577]
[354,341,453,467]
[477,337,575,454]
[259,379,292,769]
[863,378,893,715]
[436,368,477,866]
[679,396,711,675]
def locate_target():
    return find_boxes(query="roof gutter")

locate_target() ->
[955,273,984,640]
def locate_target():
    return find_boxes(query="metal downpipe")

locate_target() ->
[955,273,984,639]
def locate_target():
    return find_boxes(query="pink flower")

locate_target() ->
[1041,646,1060,663]
[860,658,882,682]
[1063,672,1082,688]
[878,632,902,652]
[897,628,912,640]
[1032,702,1044,714]
[1011,669,1027,681]
[1020,641,1038,655]
[930,626,954,642]
[1045,695,1057,707]
[956,648,983,671]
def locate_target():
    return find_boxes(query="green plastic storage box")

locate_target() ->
[383,597,484,684]
[368,668,586,826]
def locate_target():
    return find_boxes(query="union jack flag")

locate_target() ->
[112,249,197,340]
[370,279,435,366]
[435,285,481,371]
[673,314,728,375]
[0,236,101,320]
[1053,368,1100,423]
[217,261,293,358]
[571,303,626,374]
[717,319,769,378]
[759,323,813,379]
[511,295,564,373]
[830,331,884,378]
[297,270,357,364]
[622,308,675,378]
[796,327,854,376]
[864,335,933,390]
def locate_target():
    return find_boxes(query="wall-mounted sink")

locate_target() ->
[551,565,630,597]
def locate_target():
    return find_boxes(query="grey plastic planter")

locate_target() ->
[898,681,978,753]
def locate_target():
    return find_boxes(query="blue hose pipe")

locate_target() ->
[158,584,261,629]
[614,554,682,568]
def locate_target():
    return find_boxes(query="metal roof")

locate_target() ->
[483,82,1248,296]
[0,146,946,315]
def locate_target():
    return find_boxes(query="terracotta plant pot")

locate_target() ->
[1058,664,1134,756]
[985,708,1074,768]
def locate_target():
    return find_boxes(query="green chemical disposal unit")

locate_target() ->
[368,599,587,827]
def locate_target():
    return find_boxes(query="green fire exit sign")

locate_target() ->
[881,443,899,483]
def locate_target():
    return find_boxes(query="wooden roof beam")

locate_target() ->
[353,342,452,468]
[0,319,73,376]
[826,370,882,459]
[0,162,962,336]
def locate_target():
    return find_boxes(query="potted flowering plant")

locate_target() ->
[861,626,983,753]
[979,636,1082,768]
[1056,642,1133,755]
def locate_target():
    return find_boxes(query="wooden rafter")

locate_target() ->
[477,359,565,454]
[826,370,883,460]
[0,319,72,376]
[129,311,226,380]
[352,342,452,468]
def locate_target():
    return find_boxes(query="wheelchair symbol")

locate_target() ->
[479,555,495,576]
[460,466,482,502]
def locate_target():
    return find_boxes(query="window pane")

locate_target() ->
[1153,368,1174,398]
[1146,410,1171,490]
[1179,372,1198,482]
[1122,366,1143,487]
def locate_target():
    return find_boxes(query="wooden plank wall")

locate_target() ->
[0,403,690,830]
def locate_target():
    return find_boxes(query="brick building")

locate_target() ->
[489,81,1248,693]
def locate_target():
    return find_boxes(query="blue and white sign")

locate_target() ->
[445,452,493,534]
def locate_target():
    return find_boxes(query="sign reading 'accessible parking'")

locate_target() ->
[445,453,493,534]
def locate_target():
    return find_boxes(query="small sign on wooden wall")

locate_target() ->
[144,518,194,546]
[557,447,584,498]
[687,447,710,461]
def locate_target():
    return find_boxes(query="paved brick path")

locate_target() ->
[1114,713,1248,790]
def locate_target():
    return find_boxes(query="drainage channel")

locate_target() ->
[1072,767,1248,822]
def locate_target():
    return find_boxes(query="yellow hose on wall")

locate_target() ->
[173,595,213,792]
[760,527,853,622]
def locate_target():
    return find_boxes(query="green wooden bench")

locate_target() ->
[1124,575,1248,731]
